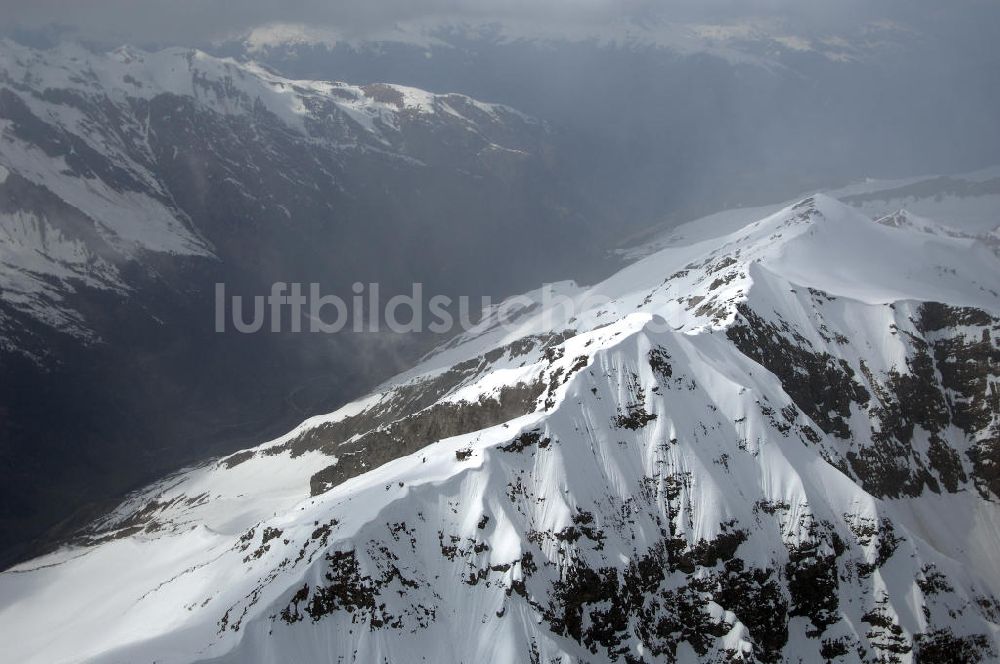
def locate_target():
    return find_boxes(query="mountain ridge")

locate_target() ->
[2,194,997,663]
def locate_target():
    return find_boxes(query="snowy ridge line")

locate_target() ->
[0,39,530,142]
[624,167,1000,260]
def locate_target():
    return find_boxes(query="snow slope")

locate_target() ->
[1,194,998,663]
[624,168,1000,261]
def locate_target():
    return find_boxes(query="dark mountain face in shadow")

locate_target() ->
[0,43,623,566]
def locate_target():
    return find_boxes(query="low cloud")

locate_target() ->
[0,0,980,48]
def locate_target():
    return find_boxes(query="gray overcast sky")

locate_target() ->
[1,0,990,47]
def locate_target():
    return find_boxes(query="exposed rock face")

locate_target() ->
[307,379,545,496]
[1,195,998,663]
[917,304,1000,500]
[728,297,1000,503]
[727,301,871,440]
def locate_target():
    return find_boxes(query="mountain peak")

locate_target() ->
[2,195,999,663]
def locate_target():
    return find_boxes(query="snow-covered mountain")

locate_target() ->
[0,39,547,355]
[2,193,997,663]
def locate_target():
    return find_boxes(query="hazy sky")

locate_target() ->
[2,0,991,47]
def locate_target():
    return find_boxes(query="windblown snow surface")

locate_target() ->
[1,195,999,663]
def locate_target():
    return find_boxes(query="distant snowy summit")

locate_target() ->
[235,17,919,68]
[2,193,998,663]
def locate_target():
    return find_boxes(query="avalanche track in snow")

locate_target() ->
[1,194,999,664]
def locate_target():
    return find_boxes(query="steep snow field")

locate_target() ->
[1,195,998,663]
